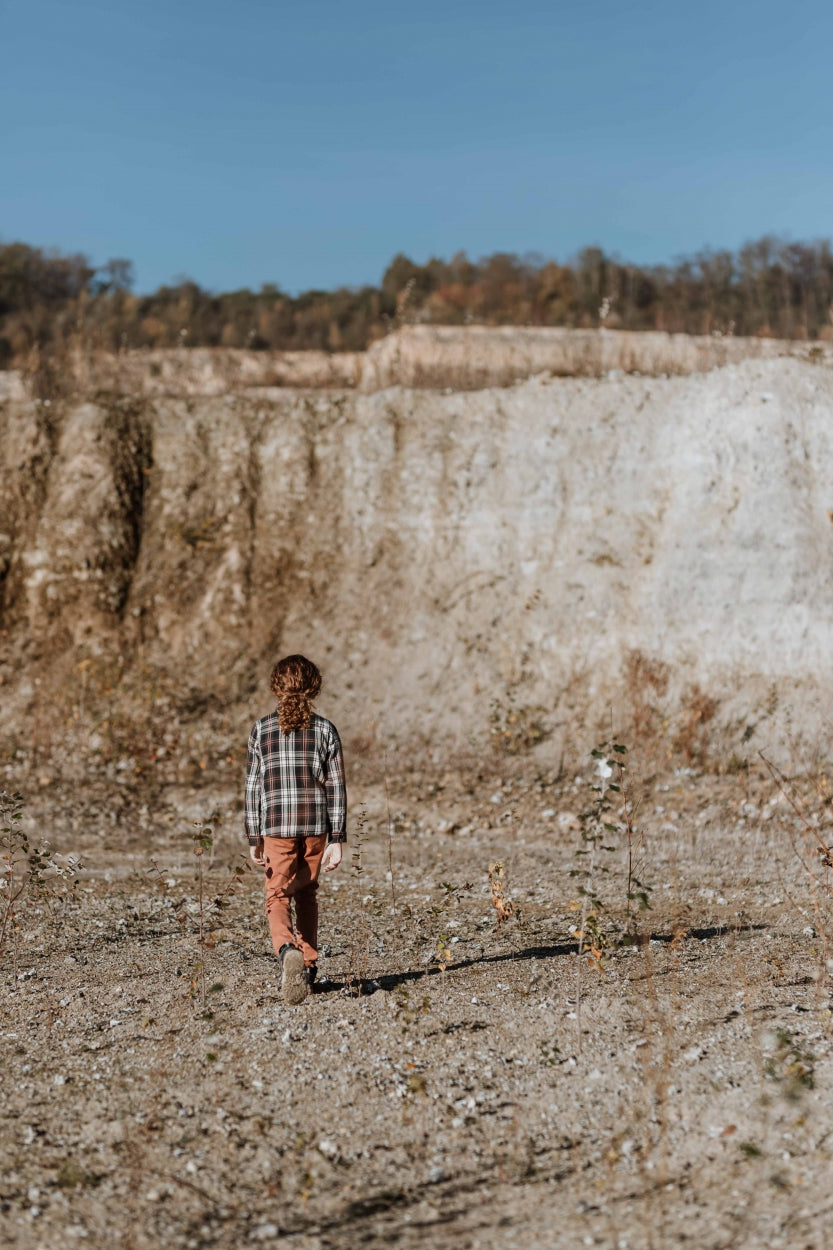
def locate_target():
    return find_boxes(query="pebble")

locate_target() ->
[251,1224,279,1240]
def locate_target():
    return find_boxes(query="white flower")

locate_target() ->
[596,759,613,781]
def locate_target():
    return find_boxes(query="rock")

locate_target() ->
[250,1223,279,1241]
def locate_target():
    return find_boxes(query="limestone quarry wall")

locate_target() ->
[357,325,833,391]
[2,325,830,402]
[2,347,833,765]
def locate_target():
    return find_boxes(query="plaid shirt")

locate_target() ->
[244,711,347,845]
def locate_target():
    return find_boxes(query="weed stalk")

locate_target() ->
[191,821,213,1009]
[0,790,27,972]
[384,754,397,917]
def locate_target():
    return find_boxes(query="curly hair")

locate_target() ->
[270,654,322,734]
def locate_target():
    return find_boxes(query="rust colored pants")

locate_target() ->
[263,836,327,966]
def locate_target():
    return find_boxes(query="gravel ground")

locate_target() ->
[2,762,832,1249]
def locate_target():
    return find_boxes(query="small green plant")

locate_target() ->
[539,1040,562,1067]
[182,815,246,1010]
[55,1159,103,1190]
[608,744,651,918]
[392,986,431,1027]
[427,880,470,978]
[570,740,651,961]
[429,878,473,918]
[489,696,547,754]
[207,857,248,939]
[762,1027,814,1100]
[434,932,452,972]
[404,1070,427,1100]
[568,739,650,1050]
[569,748,621,971]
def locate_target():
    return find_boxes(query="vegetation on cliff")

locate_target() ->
[1,236,832,368]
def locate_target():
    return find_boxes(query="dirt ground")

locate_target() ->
[2,758,832,1250]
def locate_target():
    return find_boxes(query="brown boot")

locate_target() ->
[279,944,308,1006]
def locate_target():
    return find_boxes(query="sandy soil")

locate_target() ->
[1,760,832,1250]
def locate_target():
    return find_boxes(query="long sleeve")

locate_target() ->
[323,725,347,842]
[244,722,263,844]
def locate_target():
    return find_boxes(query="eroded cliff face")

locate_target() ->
[2,354,833,771]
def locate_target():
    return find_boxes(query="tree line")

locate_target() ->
[1,236,832,366]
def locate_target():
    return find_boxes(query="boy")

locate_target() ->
[244,655,345,1004]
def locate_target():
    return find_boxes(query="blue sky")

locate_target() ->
[2,0,832,292]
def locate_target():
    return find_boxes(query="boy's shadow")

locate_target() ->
[318,922,766,996]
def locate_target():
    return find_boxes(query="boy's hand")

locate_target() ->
[321,843,343,872]
[249,840,266,867]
